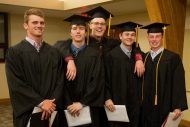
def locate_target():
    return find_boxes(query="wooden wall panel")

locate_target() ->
[145,0,187,57]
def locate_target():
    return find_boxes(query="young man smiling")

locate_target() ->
[140,22,188,127]
[85,6,145,77]
[6,8,64,127]
[105,21,143,127]
[55,14,105,127]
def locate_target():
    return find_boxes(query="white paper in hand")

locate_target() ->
[64,106,92,127]
[50,111,57,126]
[105,105,130,122]
[161,112,182,127]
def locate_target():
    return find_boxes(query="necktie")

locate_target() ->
[127,52,131,58]
[34,42,41,52]
[73,49,79,57]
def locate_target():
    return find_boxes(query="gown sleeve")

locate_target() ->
[104,53,113,101]
[54,40,74,62]
[50,51,65,109]
[80,55,105,107]
[171,54,188,111]
[5,48,43,117]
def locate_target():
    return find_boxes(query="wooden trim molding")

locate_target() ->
[0,98,10,104]
[180,119,190,126]
[145,0,187,58]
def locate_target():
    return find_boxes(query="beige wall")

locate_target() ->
[9,14,70,46]
[182,4,190,121]
[184,29,190,91]
[0,4,189,121]
[0,63,8,98]
[0,13,70,98]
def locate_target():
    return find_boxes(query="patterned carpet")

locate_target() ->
[0,104,13,127]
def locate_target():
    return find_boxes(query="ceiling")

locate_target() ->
[0,0,189,18]
[0,0,146,18]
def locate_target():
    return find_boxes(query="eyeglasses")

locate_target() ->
[91,22,106,26]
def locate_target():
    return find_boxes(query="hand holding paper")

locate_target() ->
[105,99,115,112]
[105,105,130,122]
[161,112,182,127]
[173,109,182,120]
[64,106,92,127]
[67,102,83,117]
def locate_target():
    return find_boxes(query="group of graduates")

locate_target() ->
[5,6,188,127]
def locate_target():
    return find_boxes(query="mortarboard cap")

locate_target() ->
[115,21,143,47]
[84,6,114,20]
[141,22,169,33]
[64,14,91,26]
[115,21,143,32]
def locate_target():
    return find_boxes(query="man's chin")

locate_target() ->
[94,32,104,37]
[75,39,83,42]
[35,34,43,37]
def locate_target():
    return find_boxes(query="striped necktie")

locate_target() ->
[34,42,41,52]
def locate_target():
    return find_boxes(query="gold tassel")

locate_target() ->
[143,51,164,106]
[87,23,90,45]
[142,52,150,102]
[163,26,167,48]
[107,14,112,37]
[135,25,139,47]
[154,95,157,105]
[155,51,164,105]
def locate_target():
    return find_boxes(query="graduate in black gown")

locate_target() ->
[105,22,143,127]
[54,14,105,127]
[5,8,65,127]
[84,6,144,75]
[83,7,145,127]
[140,23,188,127]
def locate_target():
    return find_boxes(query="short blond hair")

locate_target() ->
[24,8,44,23]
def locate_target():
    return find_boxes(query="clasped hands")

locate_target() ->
[40,99,56,120]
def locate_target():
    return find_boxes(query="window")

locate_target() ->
[0,12,8,62]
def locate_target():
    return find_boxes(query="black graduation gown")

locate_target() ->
[5,40,65,127]
[54,40,105,127]
[88,37,142,127]
[88,36,141,57]
[141,49,188,127]
[105,46,142,127]
[88,36,120,57]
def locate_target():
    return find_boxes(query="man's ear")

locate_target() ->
[119,33,122,40]
[23,23,28,30]
[89,21,93,29]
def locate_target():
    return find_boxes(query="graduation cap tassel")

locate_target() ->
[136,25,139,47]
[155,95,158,105]
[107,14,112,37]
[142,52,150,102]
[87,23,90,45]
[155,51,164,105]
[163,26,167,48]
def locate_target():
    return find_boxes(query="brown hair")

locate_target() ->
[24,8,44,23]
